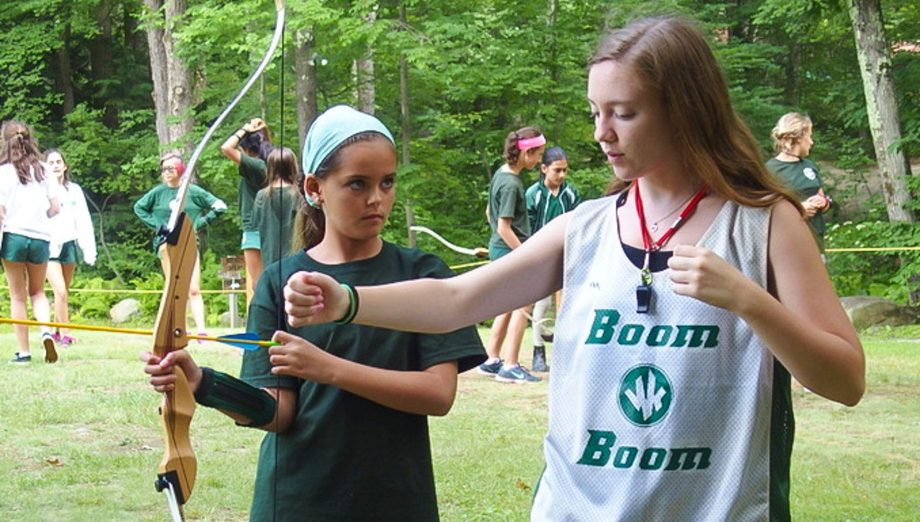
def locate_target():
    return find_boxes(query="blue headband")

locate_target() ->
[301,105,395,176]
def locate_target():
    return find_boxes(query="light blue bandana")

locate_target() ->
[301,105,394,176]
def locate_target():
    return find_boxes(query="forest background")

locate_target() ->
[0,0,918,325]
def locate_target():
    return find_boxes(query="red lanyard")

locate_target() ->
[634,182,708,253]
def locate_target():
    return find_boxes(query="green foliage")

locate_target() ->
[67,277,126,321]
[129,270,166,319]
[826,219,920,304]
[1,0,918,304]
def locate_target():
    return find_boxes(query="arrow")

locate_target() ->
[0,318,276,350]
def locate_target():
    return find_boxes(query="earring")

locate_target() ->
[305,194,321,209]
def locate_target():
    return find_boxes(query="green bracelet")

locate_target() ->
[334,283,359,324]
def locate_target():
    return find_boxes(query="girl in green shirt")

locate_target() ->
[220,118,272,303]
[141,106,484,521]
[250,147,303,268]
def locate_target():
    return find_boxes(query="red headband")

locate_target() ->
[517,135,546,151]
[161,154,186,175]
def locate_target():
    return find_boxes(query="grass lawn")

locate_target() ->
[0,325,917,521]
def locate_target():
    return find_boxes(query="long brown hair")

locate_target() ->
[292,132,394,251]
[0,120,45,184]
[266,147,303,193]
[589,17,799,209]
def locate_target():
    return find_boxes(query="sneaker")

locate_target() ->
[51,332,63,343]
[495,364,541,383]
[532,347,549,372]
[59,335,76,346]
[9,352,32,364]
[42,333,58,363]
[477,359,502,376]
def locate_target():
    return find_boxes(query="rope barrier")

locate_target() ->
[0,246,913,296]
[448,260,490,271]
[825,246,920,253]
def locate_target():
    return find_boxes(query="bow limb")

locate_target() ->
[409,225,489,258]
[166,0,286,232]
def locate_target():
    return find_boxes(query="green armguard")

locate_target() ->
[194,367,276,427]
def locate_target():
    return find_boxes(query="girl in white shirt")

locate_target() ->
[45,149,97,346]
[0,121,62,363]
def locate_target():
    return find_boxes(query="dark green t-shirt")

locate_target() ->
[240,242,485,521]
[239,154,267,232]
[250,186,302,267]
[766,157,828,244]
[133,184,226,249]
[487,169,530,251]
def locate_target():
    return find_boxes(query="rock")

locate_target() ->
[839,296,919,330]
[109,298,141,324]
[219,310,246,328]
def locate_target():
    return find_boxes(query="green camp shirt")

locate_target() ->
[250,186,302,267]
[487,169,530,251]
[133,184,226,250]
[766,157,829,248]
[239,154,267,232]
[240,242,486,521]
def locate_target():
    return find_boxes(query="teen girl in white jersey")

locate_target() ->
[45,149,97,346]
[280,16,865,521]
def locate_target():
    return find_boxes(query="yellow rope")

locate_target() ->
[449,260,490,270]
[825,246,920,253]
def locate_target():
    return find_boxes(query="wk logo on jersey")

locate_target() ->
[619,365,672,426]
[576,366,711,471]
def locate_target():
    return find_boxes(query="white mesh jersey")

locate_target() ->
[532,195,786,521]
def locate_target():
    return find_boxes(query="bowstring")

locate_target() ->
[272,16,285,522]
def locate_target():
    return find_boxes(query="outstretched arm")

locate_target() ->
[285,213,570,333]
[668,201,864,406]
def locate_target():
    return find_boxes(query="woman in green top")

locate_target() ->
[766,112,832,253]
[140,105,485,521]
[250,147,303,268]
[480,126,545,384]
[220,118,273,303]
[133,151,227,338]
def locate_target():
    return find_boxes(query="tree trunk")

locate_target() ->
[143,0,169,144]
[55,19,75,115]
[354,7,377,114]
[163,0,194,150]
[546,0,561,137]
[89,0,117,127]
[849,0,914,222]
[294,29,318,149]
[143,0,194,150]
[399,3,416,248]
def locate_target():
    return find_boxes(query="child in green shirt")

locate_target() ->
[141,106,485,521]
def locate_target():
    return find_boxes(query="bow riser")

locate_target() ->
[152,212,198,511]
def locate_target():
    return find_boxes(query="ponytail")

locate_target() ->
[0,120,44,184]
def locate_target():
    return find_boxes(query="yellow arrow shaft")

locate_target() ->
[0,318,274,347]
